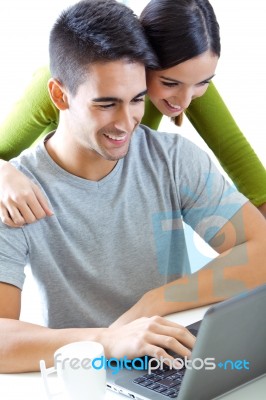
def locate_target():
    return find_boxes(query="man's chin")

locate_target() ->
[103,144,130,161]
[104,151,128,162]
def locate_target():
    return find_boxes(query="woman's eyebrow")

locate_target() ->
[159,74,216,84]
[133,90,148,99]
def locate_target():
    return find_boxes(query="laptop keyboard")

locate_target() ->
[133,364,185,398]
[133,326,200,398]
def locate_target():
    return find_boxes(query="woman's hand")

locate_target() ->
[0,160,53,227]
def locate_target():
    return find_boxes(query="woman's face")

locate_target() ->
[146,50,219,117]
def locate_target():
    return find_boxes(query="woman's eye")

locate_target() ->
[132,98,145,104]
[198,81,211,86]
[161,81,178,87]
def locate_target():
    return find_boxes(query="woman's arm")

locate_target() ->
[142,83,266,215]
[185,82,266,210]
[0,66,57,225]
[0,66,58,160]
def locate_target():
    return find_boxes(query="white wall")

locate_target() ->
[0,0,265,322]
[0,0,76,116]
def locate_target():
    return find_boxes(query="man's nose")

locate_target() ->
[114,107,137,133]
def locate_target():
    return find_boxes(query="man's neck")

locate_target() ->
[44,131,118,181]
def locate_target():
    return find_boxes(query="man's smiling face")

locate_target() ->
[65,60,147,162]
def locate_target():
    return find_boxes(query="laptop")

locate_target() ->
[106,284,266,400]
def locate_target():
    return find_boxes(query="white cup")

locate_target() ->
[40,341,106,400]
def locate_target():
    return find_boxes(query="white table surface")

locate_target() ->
[0,306,265,400]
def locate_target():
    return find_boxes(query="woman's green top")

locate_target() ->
[0,66,265,207]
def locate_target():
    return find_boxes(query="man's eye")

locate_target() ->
[99,103,115,109]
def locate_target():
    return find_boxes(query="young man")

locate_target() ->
[0,0,265,373]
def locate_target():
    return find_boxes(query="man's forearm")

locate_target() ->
[0,318,104,373]
[147,236,266,316]
[0,317,197,374]
[112,233,266,328]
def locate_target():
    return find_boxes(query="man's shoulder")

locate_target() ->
[10,142,44,170]
[9,140,49,184]
[134,124,202,160]
[137,124,180,141]
[135,124,182,149]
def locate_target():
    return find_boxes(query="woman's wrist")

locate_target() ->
[0,159,10,189]
[0,160,17,189]
[0,159,8,170]
[258,203,266,218]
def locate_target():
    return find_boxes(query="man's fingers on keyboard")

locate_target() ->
[147,316,196,350]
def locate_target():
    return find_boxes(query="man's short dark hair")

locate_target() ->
[49,0,158,94]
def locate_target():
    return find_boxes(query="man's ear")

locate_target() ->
[48,78,69,110]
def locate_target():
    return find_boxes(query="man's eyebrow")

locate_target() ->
[159,75,216,84]
[92,97,120,103]
[92,90,147,103]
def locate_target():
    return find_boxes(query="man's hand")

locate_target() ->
[104,316,196,361]
[0,160,53,227]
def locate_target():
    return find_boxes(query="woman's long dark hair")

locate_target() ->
[140,0,220,70]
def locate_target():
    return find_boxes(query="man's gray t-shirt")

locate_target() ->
[0,126,247,328]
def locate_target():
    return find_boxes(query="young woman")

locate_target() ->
[0,0,265,227]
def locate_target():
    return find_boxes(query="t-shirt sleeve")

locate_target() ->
[0,66,59,160]
[185,82,266,207]
[0,223,28,289]
[176,136,249,243]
